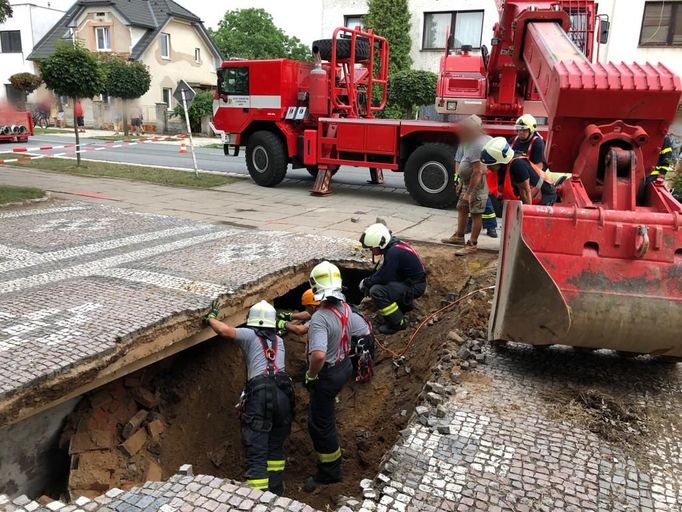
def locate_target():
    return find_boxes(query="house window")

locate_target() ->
[219,67,249,95]
[95,26,110,51]
[0,31,22,53]
[194,48,201,63]
[639,1,682,47]
[344,14,365,30]
[162,88,173,109]
[160,33,171,58]
[422,10,484,50]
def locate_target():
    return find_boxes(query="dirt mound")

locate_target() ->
[542,387,665,463]
[56,244,497,509]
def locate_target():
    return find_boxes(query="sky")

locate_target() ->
[174,0,323,45]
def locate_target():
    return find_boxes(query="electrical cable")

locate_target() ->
[375,285,496,360]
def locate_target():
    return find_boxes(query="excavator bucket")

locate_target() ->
[490,200,682,357]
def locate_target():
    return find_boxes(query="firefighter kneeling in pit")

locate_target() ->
[359,223,427,334]
[303,261,355,492]
[205,300,294,495]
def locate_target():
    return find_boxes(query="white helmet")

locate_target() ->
[481,137,514,166]
[360,223,391,249]
[515,113,537,134]
[309,261,344,301]
[246,300,277,329]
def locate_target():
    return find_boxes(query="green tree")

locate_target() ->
[365,0,412,76]
[9,72,43,108]
[171,90,214,133]
[210,8,310,60]
[0,0,13,23]
[40,43,105,164]
[100,55,151,135]
[389,69,438,119]
[365,0,412,118]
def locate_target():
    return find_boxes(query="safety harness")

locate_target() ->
[497,156,554,203]
[325,302,352,363]
[349,306,375,383]
[241,334,293,433]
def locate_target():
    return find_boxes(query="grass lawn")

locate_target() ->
[0,154,237,188]
[0,185,45,205]
[201,143,224,149]
[34,127,74,134]
[90,134,142,142]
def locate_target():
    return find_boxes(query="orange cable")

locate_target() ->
[375,285,496,360]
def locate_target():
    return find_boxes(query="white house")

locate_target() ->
[0,0,69,104]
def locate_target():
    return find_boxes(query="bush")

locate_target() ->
[384,69,438,119]
[9,72,43,97]
[172,90,214,133]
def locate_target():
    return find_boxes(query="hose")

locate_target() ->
[375,285,496,360]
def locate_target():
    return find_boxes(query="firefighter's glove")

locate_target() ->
[304,371,319,391]
[278,311,293,322]
[204,299,220,326]
[276,318,288,332]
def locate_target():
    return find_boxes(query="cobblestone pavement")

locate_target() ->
[0,466,321,512]
[357,344,682,512]
[0,201,360,411]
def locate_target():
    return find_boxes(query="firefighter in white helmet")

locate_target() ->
[359,223,427,333]
[303,261,359,491]
[512,114,546,169]
[205,299,293,495]
[481,136,557,206]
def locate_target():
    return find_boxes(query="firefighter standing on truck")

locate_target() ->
[511,114,546,168]
[304,261,355,492]
[205,299,293,496]
[481,137,557,206]
[359,223,427,334]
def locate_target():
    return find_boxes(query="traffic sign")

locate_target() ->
[173,80,196,104]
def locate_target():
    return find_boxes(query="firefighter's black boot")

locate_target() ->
[378,305,406,335]
[304,459,343,492]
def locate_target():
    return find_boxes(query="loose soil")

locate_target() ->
[56,244,497,509]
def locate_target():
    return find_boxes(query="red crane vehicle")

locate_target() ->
[212,27,468,209]
[438,0,682,357]
[212,1,682,357]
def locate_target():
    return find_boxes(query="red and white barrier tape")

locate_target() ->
[10,134,187,154]
[0,135,188,165]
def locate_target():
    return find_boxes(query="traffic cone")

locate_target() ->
[179,140,188,154]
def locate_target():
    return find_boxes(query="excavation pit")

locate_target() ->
[10,246,497,509]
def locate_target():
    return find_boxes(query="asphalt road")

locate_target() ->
[4,134,408,191]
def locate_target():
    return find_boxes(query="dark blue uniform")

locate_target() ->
[366,238,427,333]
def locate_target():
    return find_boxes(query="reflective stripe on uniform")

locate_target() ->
[378,302,399,316]
[318,447,342,463]
[247,478,269,490]
[482,212,496,219]
[267,460,286,472]
[660,147,672,154]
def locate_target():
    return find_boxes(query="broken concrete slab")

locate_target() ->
[0,202,363,428]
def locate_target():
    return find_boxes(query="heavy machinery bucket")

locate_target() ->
[489,201,682,357]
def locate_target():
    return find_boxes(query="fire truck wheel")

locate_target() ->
[404,143,457,209]
[246,131,288,187]
[312,38,370,62]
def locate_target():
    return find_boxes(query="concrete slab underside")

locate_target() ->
[0,201,362,425]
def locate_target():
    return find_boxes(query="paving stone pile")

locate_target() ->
[352,341,682,512]
[0,466,320,512]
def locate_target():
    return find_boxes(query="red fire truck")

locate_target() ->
[0,103,32,143]
[212,27,484,209]
[212,2,682,359]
